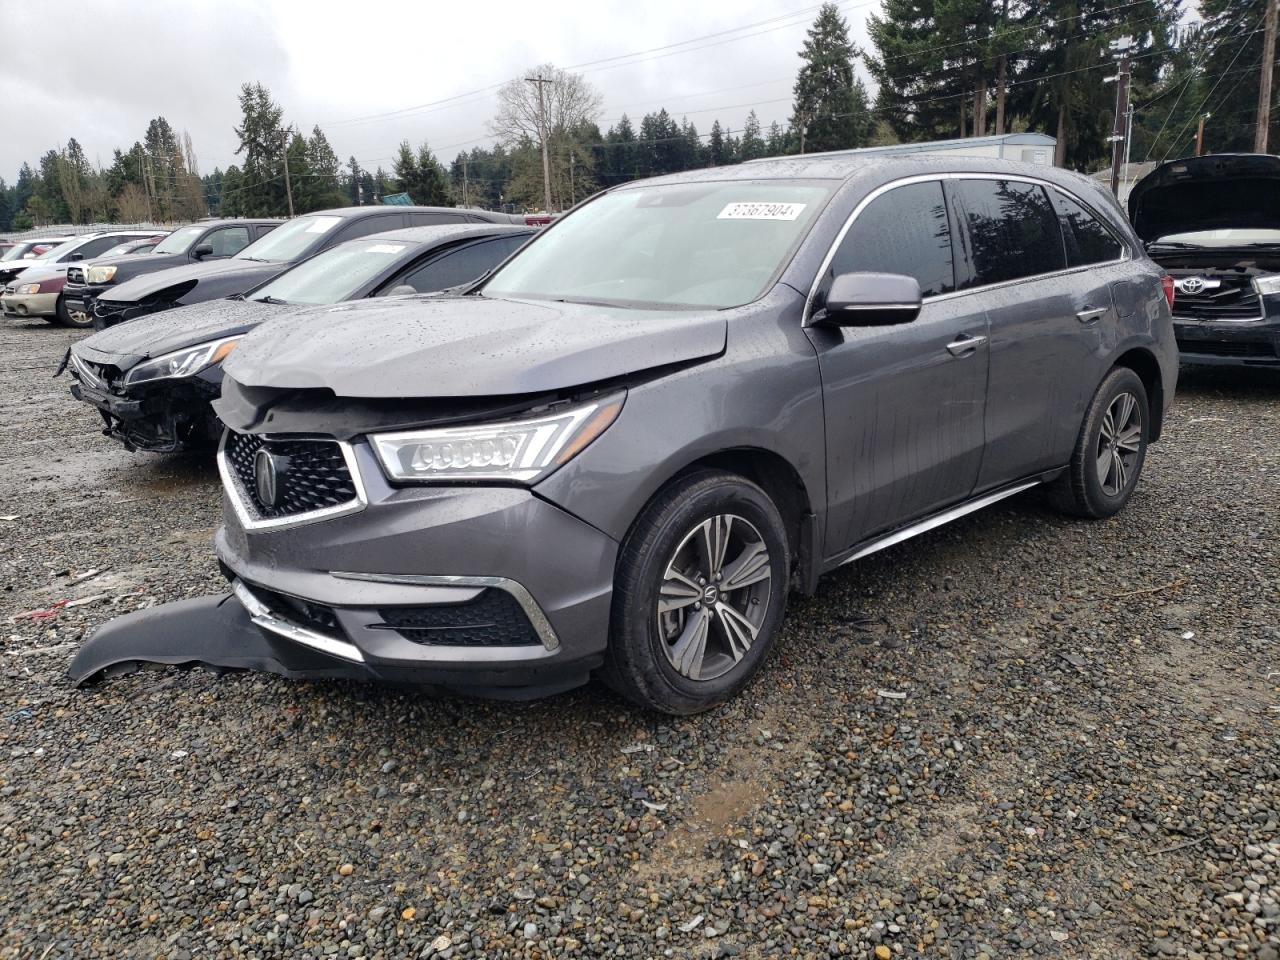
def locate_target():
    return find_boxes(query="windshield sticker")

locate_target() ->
[305,217,342,233]
[364,244,407,254]
[717,202,807,221]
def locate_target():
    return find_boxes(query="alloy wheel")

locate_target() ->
[656,513,773,682]
[1096,391,1143,497]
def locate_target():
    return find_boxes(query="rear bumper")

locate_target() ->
[1,290,56,318]
[1174,317,1280,366]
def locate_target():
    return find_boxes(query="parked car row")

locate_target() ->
[63,154,1189,716]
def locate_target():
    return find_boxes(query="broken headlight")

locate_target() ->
[371,393,624,484]
[1252,275,1280,296]
[87,265,117,284]
[123,337,239,387]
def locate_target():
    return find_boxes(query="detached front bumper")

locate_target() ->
[2,290,57,318]
[69,364,220,452]
[1174,316,1280,366]
[205,437,620,694]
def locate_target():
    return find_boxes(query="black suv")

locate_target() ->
[85,207,524,329]
[63,219,280,327]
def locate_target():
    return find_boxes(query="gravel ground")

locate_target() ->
[2,318,1278,960]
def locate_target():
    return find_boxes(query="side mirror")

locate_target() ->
[815,272,923,327]
[384,284,418,297]
[192,242,214,260]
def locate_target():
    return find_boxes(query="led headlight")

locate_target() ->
[87,265,117,284]
[122,336,239,387]
[1252,274,1280,296]
[14,282,40,294]
[372,393,624,484]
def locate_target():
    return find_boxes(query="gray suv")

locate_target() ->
[72,155,1178,715]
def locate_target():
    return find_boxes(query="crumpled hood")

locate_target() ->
[102,258,282,305]
[1128,153,1280,243]
[222,295,728,398]
[73,298,292,369]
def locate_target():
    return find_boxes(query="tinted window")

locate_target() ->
[401,238,521,292]
[74,235,133,259]
[206,226,251,257]
[954,179,1066,287]
[338,215,405,242]
[1053,191,1123,266]
[407,212,465,227]
[827,181,955,298]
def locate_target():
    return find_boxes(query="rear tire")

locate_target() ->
[1048,366,1149,519]
[603,470,790,715]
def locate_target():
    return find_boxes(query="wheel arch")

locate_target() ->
[1111,346,1165,441]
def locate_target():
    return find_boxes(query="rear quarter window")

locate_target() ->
[1052,191,1124,266]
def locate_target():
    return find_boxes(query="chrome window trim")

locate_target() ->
[217,430,368,534]
[331,571,561,652]
[802,172,1133,326]
[233,579,366,663]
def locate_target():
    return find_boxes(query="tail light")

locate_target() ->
[1160,275,1175,311]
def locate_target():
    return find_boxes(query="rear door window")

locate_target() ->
[953,179,1066,287]
[1052,191,1124,266]
[827,180,955,298]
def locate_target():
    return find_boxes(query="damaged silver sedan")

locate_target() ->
[72,154,1178,714]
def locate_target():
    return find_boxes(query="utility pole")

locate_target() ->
[525,75,554,214]
[1257,0,1278,153]
[462,156,469,208]
[569,153,575,206]
[1107,36,1133,197]
[142,154,154,223]
[281,126,295,218]
[1195,113,1210,156]
[1122,102,1135,196]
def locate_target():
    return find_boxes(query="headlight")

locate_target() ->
[372,393,624,484]
[14,282,40,294]
[87,265,117,284]
[1252,274,1280,296]
[122,337,239,387]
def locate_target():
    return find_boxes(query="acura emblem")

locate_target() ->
[253,448,285,507]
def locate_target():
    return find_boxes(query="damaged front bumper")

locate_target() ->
[68,360,220,453]
[1174,316,1280,365]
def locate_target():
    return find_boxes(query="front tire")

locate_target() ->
[1049,366,1149,519]
[604,470,790,715]
[55,295,92,328]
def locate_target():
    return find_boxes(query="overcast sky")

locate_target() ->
[0,0,878,185]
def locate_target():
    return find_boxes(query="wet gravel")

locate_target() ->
[1,318,1278,959]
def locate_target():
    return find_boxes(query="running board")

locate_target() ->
[836,479,1042,568]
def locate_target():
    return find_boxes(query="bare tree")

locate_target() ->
[490,63,602,146]
[56,153,86,225]
[115,182,151,223]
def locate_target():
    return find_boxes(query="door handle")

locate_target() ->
[946,334,987,357]
[1076,306,1107,324]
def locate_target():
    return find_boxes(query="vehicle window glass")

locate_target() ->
[235,215,342,262]
[254,223,278,240]
[207,226,251,257]
[153,226,204,255]
[826,181,954,298]
[1053,191,1123,266]
[339,215,405,241]
[35,238,83,262]
[954,179,1066,286]
[483,181,832,309]
[251,239,411,305]
[77,236,130,259]
[407,212,464,227]
[400,239,519,292]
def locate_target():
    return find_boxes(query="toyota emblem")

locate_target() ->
[1175,276,1212,296]
[253,448,285,508]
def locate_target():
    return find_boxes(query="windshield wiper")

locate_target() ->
[252,295,290,305]
[1147,241,1200,249]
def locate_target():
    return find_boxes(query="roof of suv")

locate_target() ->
[359,223,535,244]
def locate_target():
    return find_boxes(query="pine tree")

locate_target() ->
[740,110,767,161]
[233,83,288,216]
[791,3,873,152]
[392,141,453,206]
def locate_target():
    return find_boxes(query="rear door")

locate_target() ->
[950,177,1099,488]
[806,179,991,555]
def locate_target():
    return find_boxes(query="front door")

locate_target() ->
[806,180,990,557]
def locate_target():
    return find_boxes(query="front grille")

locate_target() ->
[375,589,542,646]
[1176,338,1277,359]
[1172,275,1264,322]
[67,266,85,284]
[224,432,358,521]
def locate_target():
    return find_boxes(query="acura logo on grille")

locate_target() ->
[1174,276,1220,295]
[253,448,287,508]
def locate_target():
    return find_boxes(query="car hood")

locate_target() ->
[103,258,280,303]
[6,263,69,283]
[1128,153,1280,243]
[73,298,293,369]
[223,295,728,398]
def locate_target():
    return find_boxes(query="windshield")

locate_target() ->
[482,181,831,309]
[235,215,340,263]
[1155,228,1280,246]
[153,226,204,255]
[251,239,410,305]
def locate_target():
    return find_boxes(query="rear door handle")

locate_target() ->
[1076,307,1107,324]
[946,334,987,357]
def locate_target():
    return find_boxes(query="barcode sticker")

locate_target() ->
[717,202,807,221]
